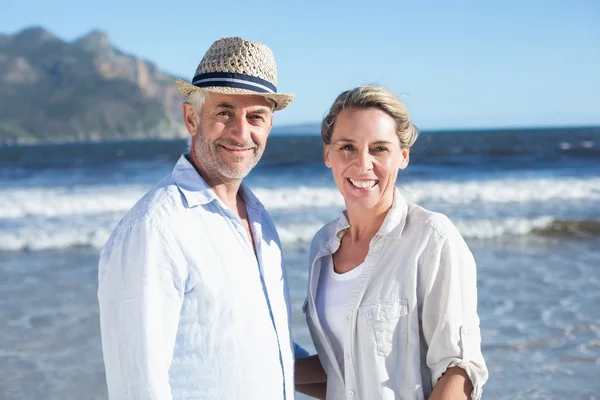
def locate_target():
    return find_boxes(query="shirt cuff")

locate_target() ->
[430,326,488,400]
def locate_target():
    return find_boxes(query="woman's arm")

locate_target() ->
[420,216,488,400]
[296,383,327,399]
[295,355,327,399]
[295,354,327,384]
[428,366,473,400]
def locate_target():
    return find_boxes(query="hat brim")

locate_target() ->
[175,79,295,111]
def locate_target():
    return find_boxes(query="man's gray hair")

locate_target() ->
[189,91,208,123]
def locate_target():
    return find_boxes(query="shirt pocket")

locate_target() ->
[357,299,408,357]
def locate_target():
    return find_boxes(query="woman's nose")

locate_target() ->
[355,150,374,171]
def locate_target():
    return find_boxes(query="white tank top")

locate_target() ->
[315,255,364,369]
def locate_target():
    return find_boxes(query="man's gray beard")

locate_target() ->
[192,130,263,180]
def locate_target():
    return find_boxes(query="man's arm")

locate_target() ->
[98,220,185,399]
[295,354,327,399]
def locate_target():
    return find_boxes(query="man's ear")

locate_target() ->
[182,102,198,135]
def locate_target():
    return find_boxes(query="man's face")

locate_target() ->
[186,93,274,184]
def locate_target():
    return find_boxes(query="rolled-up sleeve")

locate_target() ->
[97,219,185,400]
[421,218,488,400]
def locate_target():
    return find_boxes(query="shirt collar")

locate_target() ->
[378,188,409,238]
[171,154,264,213]
[171,154,215,207]
[238,181,264,212]
[333,187,409,241]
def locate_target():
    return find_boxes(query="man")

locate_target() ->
[98,37,297,399]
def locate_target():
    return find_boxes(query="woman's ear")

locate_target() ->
[399,147,410,170]
[324,144,332,168]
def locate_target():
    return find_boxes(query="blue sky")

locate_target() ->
[2,0,599,129]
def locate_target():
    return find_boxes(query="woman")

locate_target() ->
[298,86,488,399]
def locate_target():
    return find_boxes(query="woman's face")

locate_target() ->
[324,107,409,211]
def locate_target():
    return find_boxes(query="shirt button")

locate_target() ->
[345,353,350,359]
[345,316,350,322]
[348,390,355,397]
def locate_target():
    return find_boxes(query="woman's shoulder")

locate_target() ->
[307,217,344,259]
[405,201,461,242]
[311,217,340,245]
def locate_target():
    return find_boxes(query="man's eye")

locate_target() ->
[249,115,264,121]
[217,111,231,116]
[340,145,355,151]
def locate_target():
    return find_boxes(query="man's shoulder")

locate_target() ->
[101,174,182,252]
[124,174,182,222]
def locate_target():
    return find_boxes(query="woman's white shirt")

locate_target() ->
[304,188,488,400]
[315,256,364,371]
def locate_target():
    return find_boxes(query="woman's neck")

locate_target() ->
[344,195,394,243]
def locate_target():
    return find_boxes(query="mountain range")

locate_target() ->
[0,26,194,145]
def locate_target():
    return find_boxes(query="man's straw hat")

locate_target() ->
[175,37,295,111]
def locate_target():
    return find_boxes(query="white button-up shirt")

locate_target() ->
[304,188,488,400]
[98,155,295,399]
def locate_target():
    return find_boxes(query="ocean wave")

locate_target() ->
[0,184,152,219]
[558,140,596,151]
[532,219,600,237]
[399,177,600,205]
[1,216,597,252]
[454,217,600,239]
[2,176,599,219]
[0,225,112,252]
[252,176,600,209]
[276,217,600,244]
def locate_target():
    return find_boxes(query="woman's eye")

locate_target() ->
[340,145,355,151]
[372,146,388,153]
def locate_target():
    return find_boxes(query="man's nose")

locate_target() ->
[230,115,251,142]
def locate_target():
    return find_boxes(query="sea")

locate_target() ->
[0,126,599,399]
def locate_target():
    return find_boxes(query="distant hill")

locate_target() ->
[0,26,188,144]
[271,122,321,136]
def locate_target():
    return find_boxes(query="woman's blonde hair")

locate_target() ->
[321,85,419,148]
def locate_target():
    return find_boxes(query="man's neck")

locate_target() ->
[186,153,244,212]
[212,182,243,211]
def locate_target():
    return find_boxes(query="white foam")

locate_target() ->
[276,223,325,245]
[559,142,572,150]
[253,176,600,209]
[1,176,599,220]
[1,174,599,251]
[275,216,564,244]
[0,184,151,219]
[400,177,600,205]
[581,140,595,149]
[254,186,345,209]
[454,216,555,239]
[0,215,573,251]
[0,217,117,252]
[558,140,596,150]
